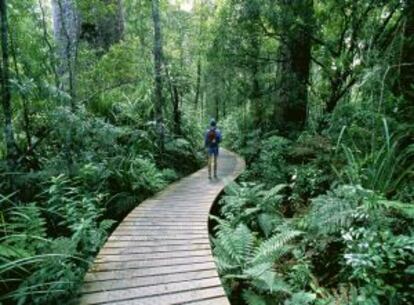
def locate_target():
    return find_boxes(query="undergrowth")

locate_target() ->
[213,115,414,305]
[0,108,204,305]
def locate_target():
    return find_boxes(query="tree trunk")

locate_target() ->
[98,0,124,50]
[400,1,414,120]
[222,92,226,117]
[80,0,124,51]
[250,34,262,128]
[0,0,18,186]
[151,0,165,152]
[53,0,124,58]
[215,96,220,121]
[194,58,201,108]
[10,29,32,150]
[165,64,181,136]
[172,84,181,135]
[51,0,79,174]
[275,0,313,136]
[38,0,60,88]
[51,0,78,100]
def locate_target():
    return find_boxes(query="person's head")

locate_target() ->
[210,119,217,127]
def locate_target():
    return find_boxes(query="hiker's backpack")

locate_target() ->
[207,129,217,146]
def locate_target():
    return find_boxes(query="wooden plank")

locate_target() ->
[83,287,226,305]
[99,244,212,255]
[94,256,213,271]
[94,249,212,262]
[99,246,211,256]
[107,234,208,241]
[112,229,207,235]
[116,224,207,229]
[118,221,208,226]
[108,231,208,237]
[82,269,219,293]
[128,211,210,216]
[120,221,207,226]
[84,261,218,282]
[80,278,222,304]
[123,216,208,222]
[181,297,230,305]
[103,240,209,249]
[107,235,208,241]
[80,149,244,305]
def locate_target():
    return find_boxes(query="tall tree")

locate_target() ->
[237,0,262,128]
[51,0,78,108]
[0,0,18,175]
[275,0,313,134]
[79,0,124,51]
[400,0,414,120]
[51,0,79,173]
[193,0,205,109]
[151,0,165,151]
[249,23,261,128]
[165,63,181,135]
[194,58,201,108]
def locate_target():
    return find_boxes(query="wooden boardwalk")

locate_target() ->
[79,149,245,305]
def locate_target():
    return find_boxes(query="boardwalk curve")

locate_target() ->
[80,149,245,305]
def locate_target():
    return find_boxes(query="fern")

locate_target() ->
[3,204,48,255]
[257,213,283,238]
[306,185,362,235]
[253,228,302,264]
[251,270,291,294]
[284,291,316,305]
[215,222,255,266]
[213,181,307,301]
[243,289,268,305]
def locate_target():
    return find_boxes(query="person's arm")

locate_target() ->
[217,130,222,143]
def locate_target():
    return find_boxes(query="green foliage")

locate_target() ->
[336,121,414,198]
[247,136,292,186]
[213,182,307,304]
[214,122,414,305]
[2,0,414,304]
[0,174,117,304]
[1,1,203,303]
[284,292,316,305]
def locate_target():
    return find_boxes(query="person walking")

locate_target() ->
[205,119,222,179]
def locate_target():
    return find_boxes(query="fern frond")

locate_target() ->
[257,213,283,238]
[307,186,360,235]
[253,229,302,264]
[242,289,267,305]
[251,270,291,294]
[284,291,316,305]
[216,223,255,265]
